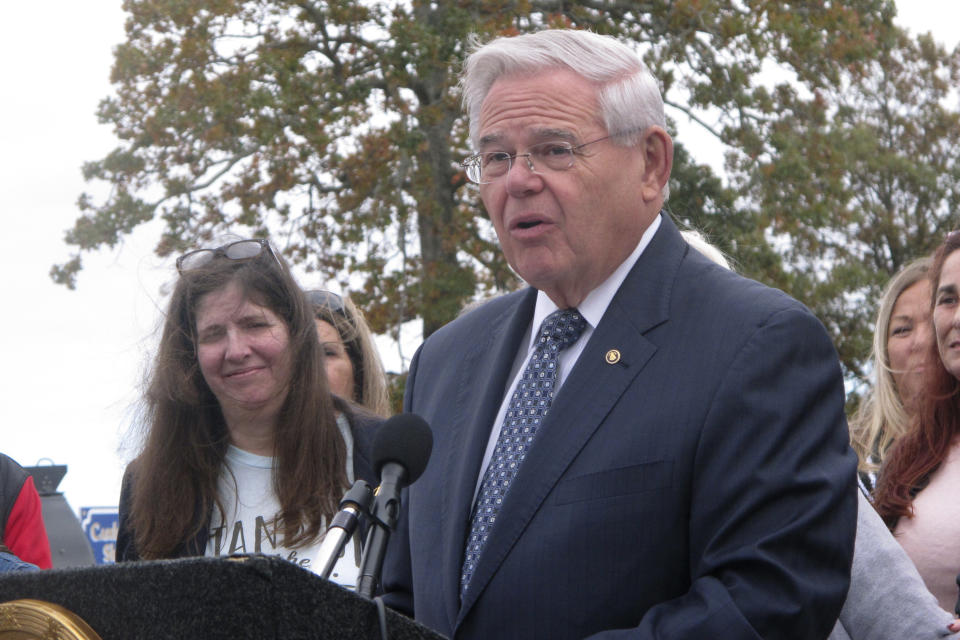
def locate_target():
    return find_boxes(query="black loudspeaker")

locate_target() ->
[0,555,445,639]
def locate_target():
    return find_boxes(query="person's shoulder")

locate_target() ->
[457,290,524,317]
[343,405,384,452]
[119,456,145,496]
[122,455,143,476]
[345,405,385,434]
[428,289,528,342]
[408,290,529,370]
[661,247,834,363]
[459,290,527,323]
[678,247,813,322]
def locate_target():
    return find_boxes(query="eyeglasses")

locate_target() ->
[176,239,280,273]
[461,135,614,185]
[306,290,345,315]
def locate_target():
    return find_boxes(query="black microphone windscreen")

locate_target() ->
[372,413,433,484]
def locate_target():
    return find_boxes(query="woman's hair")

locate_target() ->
[849,257,932,477]
[874,236,960,526]
[460,29,669,198]
[129,240,347,558]
[309,290,391,417]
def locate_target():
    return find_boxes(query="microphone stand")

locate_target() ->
[317,480,373,581]
[356,462,405,598]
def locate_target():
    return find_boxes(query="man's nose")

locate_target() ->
[504,153,542,195]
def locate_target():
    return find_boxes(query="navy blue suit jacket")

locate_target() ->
[383,215,857,639]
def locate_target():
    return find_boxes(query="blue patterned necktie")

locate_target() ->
[460,308,587,597]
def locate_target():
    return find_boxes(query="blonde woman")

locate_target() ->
[850,258,933,491]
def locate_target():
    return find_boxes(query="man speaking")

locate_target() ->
[383,29,856,639]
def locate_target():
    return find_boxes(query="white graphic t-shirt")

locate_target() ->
[205,416,359,588]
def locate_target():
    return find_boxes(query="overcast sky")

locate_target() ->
[1,2,958,514]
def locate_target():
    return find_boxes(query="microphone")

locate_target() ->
[356,413,433,598]
[316,479,373,581]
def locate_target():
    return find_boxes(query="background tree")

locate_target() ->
[738,27,960,382]
[55,0,960,385]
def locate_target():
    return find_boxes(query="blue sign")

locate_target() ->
[80,506,119,565]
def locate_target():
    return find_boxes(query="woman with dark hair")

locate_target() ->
[117,239,380,588]
[307,290,390,417]
[876,230,960,612]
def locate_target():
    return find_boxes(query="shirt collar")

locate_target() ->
[530,212,662,342]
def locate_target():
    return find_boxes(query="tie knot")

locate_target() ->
[538,308,587,351]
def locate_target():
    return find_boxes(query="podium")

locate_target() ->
[0,555,445,639]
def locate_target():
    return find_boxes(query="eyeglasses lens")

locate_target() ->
[466,142,576,184]
[177,250,215,272]
[176,239,269,273]
[223,240,266,260]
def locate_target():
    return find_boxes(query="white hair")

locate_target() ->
[681,229,730,270]
[460,29,668,198]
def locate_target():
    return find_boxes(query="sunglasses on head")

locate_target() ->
[306,290,346,315]
[176,239,281,274]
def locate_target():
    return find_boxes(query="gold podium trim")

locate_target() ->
[0,599,102,640]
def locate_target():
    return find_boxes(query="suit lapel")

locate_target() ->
[455,215,687,626]
[437,289,537,628]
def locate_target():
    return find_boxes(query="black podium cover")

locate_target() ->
[0,555,445,639]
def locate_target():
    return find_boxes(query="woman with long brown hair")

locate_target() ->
[876,230,960,612]
[117,239,380,588]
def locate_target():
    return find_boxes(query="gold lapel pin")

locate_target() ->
[605,349,621,364]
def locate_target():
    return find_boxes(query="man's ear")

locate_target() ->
[639,126,673,203]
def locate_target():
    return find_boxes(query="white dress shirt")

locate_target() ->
[473,214,662,499]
